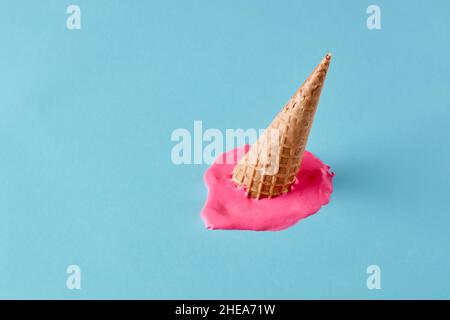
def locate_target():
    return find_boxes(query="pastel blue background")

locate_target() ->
[1,0,449,299]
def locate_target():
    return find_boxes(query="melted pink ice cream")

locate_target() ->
[201,145,334,231]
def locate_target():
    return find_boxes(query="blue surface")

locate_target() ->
[1,0,450,299]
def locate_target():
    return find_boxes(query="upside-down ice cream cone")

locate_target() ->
[232,53,332,198]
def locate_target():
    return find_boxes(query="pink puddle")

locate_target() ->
[200,145,334,231]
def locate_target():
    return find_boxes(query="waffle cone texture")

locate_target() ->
[232,54,332,199]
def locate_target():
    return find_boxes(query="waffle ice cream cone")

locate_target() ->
[232,53,332,199]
